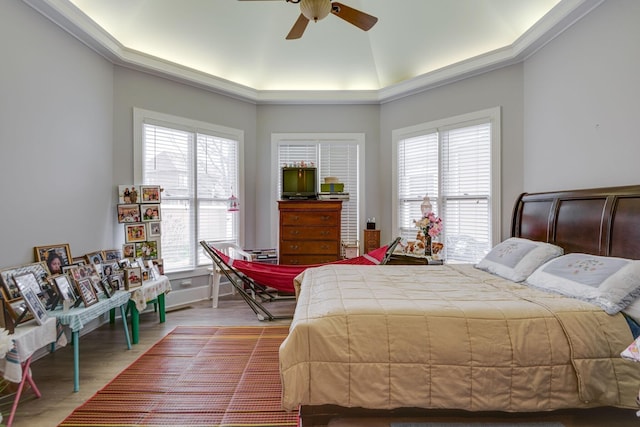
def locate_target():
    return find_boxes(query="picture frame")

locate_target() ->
[109,273,124,291]
[0,262,50,302]
[67,264,102,296]
[117,204,141,223]
[147,221,161,238]
[103,249,122,261]
[118,185,139,204]
[147,259,161,281]
[19,286,49,325]
[124,223,147,243]
[118,258,131,269]
[14,272,49,325]
[34,243,72,275]
[141,204,161,222]
[135,240,159,260]
[101,262,119,279]
[50,273,78,304]
[85,251,105,265]
[152,259,164,276]
[100,277,114,298]
[124,267,142,290]
[77,278,98,307]
[122,243,135,259]
[140,185,161,203]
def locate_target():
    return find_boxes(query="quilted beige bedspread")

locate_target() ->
[279,264,640,412]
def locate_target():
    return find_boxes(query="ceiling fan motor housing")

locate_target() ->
[300,0,331,22]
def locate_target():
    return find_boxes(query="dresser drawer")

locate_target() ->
[280,226,339,241]
[280,254,340,265]
[280,212,339,227]
[280,240,339,255]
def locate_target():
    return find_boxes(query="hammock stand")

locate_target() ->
[200,237,400,321]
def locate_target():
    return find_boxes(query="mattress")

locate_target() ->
[279,264,640,412]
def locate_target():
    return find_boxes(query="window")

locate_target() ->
[272,133,363,248]
[393,107,500,263]
[134,109,243,273]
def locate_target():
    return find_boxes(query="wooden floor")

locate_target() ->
[5,296,640,427]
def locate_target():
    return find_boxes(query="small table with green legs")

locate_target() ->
[126,275,171,344]
[52,290,131,392]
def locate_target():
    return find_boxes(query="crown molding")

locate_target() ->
[22,0,603,105]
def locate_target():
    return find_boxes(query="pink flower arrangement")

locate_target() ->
[414,211,443,238]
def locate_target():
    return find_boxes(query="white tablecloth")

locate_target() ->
[0,317,66,383]
[129,275,171,311]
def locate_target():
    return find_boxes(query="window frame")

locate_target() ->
[133,108,244,275]
[391,107,501,260]
[270,133,365,250]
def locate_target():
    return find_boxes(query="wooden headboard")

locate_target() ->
[511,185,640,260]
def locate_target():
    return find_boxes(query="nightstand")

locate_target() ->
[363,229,380,253]
[386,253,444,265]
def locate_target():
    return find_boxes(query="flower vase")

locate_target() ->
[424,234,432,256]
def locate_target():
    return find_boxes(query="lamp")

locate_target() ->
[299,0,331,22]
[420,195,433,217]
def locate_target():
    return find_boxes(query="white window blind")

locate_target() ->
[277,139,360,244]
[137,110,242,273]
[395,109,499,263]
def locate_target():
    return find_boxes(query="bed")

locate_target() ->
[279,185,640,422]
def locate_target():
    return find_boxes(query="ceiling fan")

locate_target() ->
[239,0,378,39]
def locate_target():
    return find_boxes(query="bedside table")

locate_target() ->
[386,253,443,265]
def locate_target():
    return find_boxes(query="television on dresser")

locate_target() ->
[281,167,317,200]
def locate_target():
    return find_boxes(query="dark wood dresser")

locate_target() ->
[278,200,342,265]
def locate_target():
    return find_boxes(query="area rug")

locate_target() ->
[59,326,298,427]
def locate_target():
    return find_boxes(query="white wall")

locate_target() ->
[0,0,114,267]
[381,65,525,242]
[523,0,640,192]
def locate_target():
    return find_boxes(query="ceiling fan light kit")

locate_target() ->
[300,0,331,22]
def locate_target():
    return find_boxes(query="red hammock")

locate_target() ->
[211,244,390,293]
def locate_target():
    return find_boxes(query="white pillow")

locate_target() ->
[623,298,640,323]
[475,237,563,282]
[526,253,640,314]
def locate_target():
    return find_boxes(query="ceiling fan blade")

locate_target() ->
[286,14,309,39]
[330,2,378,31]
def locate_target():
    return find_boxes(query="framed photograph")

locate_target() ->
[147,259,161,281]
[100,277,114,298]
[135,240,159,260]
[118,258,131,269]
[50,274,78,303]
[0,262,50,301]
[34,243,72,275]
[21,286,50,325]
[109,273,124,291]
[122,243,135,259]
[141,204,161,222]
[124,223,147,243]
[71,257,87,266]
[124,267,142,290]
[118,185,139,204]
[103,249,122,261]
[67,264,102,296]
[85,251,105,265]
[152,259,164,276]
[140,185,161,203]
[147,221,161,238]
[117,204,141,223]
[77,278,98,307]
[101,262,118,279]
